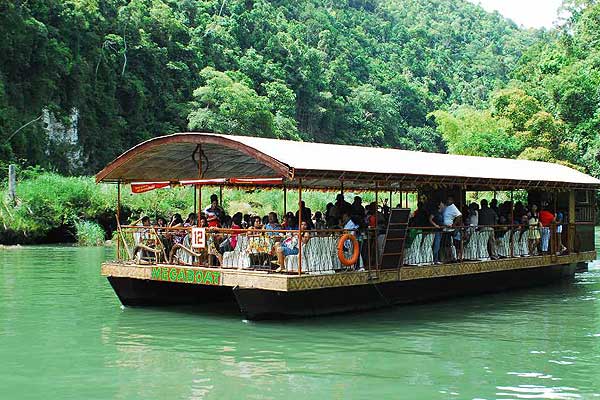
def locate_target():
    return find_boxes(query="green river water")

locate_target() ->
[1,234,600,400]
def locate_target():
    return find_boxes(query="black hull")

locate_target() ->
[107,276,235,306]
[234,263,578,319]
[107,263,578,319]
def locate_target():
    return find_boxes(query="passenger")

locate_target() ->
[441,196,462,262]
[136,216,152,243]
[539,204,555,253]
[513,201,526,225]
[184,213,197,227]
[381,198,390,219]
[528,204,541,255]
[155,216,167,234]
[313,211,326,230]
[275,220,311,271]
[242,214,251,229]
[329,194,352,226]
[262,215,269,226]
[221,214,232,228]
[198,215,208,228]
[467,202,479,226]
[283,214,298,230]
[295,201,314,229]
[324,202,335,226]
[490,198,499,214]
[428,200,444,264]
[452,215,464,260]
[555,211,567,253]
[220,212,242,253]
[204,194,224,227]
[442,196,462,227]
[251,215,263,230]
[479,199,498,259]
[351,196,366,223]
[341,210,359,232]
[168,213,185,245]
[265,212,282,233]
[411,201,429,228]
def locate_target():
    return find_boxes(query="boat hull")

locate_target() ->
[107,276,235,306]
[107,262,579,319]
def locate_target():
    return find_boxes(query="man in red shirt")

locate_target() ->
[539,205,555,253]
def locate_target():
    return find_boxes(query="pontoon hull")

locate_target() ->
[107,262,579,319]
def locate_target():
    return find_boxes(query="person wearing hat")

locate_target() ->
[204,193,225,227]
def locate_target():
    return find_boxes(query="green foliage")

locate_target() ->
[431,108,519,158]
[75,220,105,246]
[1,0,537,172]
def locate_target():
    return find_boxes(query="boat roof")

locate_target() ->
[95,132,600,190]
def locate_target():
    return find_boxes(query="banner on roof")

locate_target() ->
[131,182,170,193]
[130,177,284,193]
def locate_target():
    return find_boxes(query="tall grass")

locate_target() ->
[74,220,105,246]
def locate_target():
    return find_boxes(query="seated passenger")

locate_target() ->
[251,215,263,230]
[283,214,298,230]
[220,212,242,253]
[168,213,185,245]
[313,211,326,230]
[264,212,282,233]
[275,221,311,271]
[198,216,208,228]
[184,213,197,227]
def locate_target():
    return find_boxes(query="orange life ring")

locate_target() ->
[337,233,360,266]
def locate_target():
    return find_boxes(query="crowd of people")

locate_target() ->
[132,192,568,269]
[134,193,385,269]
[408,196,567,263]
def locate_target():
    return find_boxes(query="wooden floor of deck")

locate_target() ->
[101,251,596,292]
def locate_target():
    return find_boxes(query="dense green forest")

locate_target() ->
[2,0,600,244]
[0,0,539,175]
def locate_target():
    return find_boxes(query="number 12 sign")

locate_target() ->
[191,227,206,249]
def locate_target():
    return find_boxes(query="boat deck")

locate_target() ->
[101,251,595,292]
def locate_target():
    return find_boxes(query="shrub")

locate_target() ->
[75,220,106,246]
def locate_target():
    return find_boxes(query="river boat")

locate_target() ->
[97,133,599,319]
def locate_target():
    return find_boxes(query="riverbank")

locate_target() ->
[0,169,345,245]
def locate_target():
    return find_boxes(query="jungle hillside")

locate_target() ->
[1,0,600,243]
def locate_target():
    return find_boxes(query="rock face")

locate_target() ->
[43,107,85,173]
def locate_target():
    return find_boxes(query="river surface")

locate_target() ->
[1,233,600,400]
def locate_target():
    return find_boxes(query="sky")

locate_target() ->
[467,0,563,29]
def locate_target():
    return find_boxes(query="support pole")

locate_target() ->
[8,164,16,205]
[193,186,197,216]
[510,190,514,258]
[568,190,575,253]
[283,186,287,216]
[375,185,379,269]
[297,179,303,275]
[117,182,121,260]
[198,146,203,215]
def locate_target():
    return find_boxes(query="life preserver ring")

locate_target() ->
[337,233,359,266]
